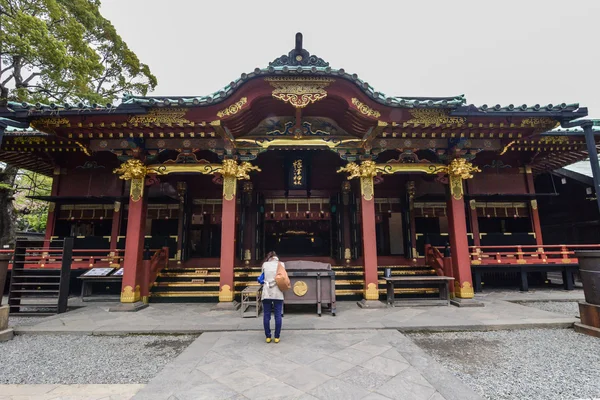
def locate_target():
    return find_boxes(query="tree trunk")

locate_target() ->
[0,165,18,247]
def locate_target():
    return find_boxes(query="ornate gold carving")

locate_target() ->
[351,98,381,118]
[30,117,69,128]
[531,200,538,210]
[407,109,465,126]
[222,175,237,201]
[293,281,309,297]
[447,159,480,201]
[142,296,149,304]
[13,137,47,145]
[454,281,474,299]
[447,158,481,180]
[520,118,559,129]
[219,284,234,302]
[128,108,190,125]
[114,159,148,180]
[114,201,121,213]
[469,199,477,210]
[220,159,261,180]
[264,77,334,108]
[217,97,248,118]
[338,161,378,201]
[364,282,379,300]
[121,285,141,303]
[538,136,569,145]
[114,159,148,202]
[293,159,303,185]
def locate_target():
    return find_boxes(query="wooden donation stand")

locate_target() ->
[284,261,336,316]
[78,268,123,301]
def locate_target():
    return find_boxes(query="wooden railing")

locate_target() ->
[469,244,600,265]
[6,247,125,270]
[425,244,445,276]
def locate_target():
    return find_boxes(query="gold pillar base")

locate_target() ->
[454,281,474,299]
[219,285,234,302]
[364,282,379,300]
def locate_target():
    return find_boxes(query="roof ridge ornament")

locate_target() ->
[269,32,329,68]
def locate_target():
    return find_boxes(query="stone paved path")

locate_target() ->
[0,384,143,400]
[12,289,583,336]
[132,330,482,400]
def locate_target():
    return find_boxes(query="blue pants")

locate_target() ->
[262,299,283,339]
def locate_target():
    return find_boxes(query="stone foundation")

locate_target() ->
[0,305,14,341]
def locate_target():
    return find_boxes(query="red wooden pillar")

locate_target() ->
[44,167,62,243]
[524,166,543,247]
[113,160,149,307]
[360,174,379,301]
[447,169,475,299]
[219,174,237,302]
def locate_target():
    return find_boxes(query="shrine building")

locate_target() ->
[1,33,599,310]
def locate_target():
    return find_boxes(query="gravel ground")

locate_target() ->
[8,315,50,327]
[409,329,600,400]
[517,301,581,317]
[0,334,197,384]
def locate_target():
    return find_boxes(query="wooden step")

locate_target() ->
[150,291,219,298]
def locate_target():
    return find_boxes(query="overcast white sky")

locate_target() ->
[100,0,600,119]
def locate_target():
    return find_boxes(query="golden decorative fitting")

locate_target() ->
[293,281,308,297]
[520,118,559,129]
[406,181,416,200]
[244,249,252,265]
[142,296,149,304]
[447,158,480,201]
[30,117,70,128]
[337,160,378,180]
[351,98,381,118]
[121,285,141,303]
[220,159,261,180]
[13,137,48,145]
[242,181,254,193]
[469,199,477,210]
[114,159,148,202]
[338,161,378,201]
[219,284,234,302]
[114,201,121,213]
[454,281,474,299]
[113,159,148,180]
[48,202,56,213]
[531,199,538,210]
[447,158,481,180]
[264,77,334,108]
[538,136,569,145]
[364,282,379,300]
[217,97,248,118]
[344,248,352,264]
[341,180,351,193]
[128,108,190,125]
[406,109,465,126]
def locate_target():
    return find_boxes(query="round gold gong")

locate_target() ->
[293,281,308,297]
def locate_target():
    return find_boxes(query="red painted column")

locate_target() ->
[113,160,149,305]
[447,172,475,299]
[44,167,61,243]
[524,166,543,247]
[219,174,237,302]
[360,176,379,301]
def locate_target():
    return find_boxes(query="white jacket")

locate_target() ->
[261,259,285,301]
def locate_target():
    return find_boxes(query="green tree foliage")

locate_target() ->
[12,170,51,232]
[0,0,157,244]
[0,0,157,104]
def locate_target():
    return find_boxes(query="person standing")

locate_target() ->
[261,251,285,343]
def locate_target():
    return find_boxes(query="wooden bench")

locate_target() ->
[384,276,455,306]
[471,263,579,292]
[241,285,262,318]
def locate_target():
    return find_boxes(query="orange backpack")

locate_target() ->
[275,262,291,291]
